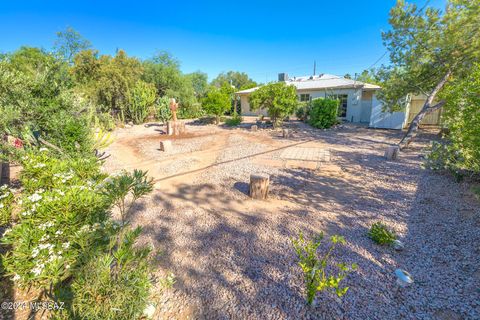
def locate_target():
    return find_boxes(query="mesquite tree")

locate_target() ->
[380,0,480,149]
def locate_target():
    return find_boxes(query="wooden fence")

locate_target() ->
[405,97,443,127]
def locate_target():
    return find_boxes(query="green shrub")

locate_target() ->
[292,232,357,305]
[295,101,309,121]
[202,89,231,124]
[368,222,396,245]
[426,63,480,176]
[177,102,204,119]
[2,153,111,288]
[308,98,339,129]
[0,185,15,226]
[68,227,151,320]
[1,150,154,319]
[225,113,243,126]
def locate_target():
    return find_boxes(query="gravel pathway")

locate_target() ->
[110,124,479,319]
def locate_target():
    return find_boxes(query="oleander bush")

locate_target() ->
[292,232,357,305]
[367,222,396,245]
[0,185,15,226]
[1,150,155,317]
[68,227,151,320]
[308,98,339,129]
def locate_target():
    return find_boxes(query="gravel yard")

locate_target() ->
[103,121,480,319]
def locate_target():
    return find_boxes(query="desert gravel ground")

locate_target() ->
[103,121,480,320]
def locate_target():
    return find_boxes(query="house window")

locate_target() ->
[299,94,310,102]
[328,94,348,118]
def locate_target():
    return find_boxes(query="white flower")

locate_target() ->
[55,230,63,235]
[28,193,42,203]
[39,148,48,152]
[18,199,23,205]
[32,248,39,258]
[62,242,70,249]
[56,190,65,196]
[0,203,4,209]
[21,211,32,216]
[65,264,70,269]
[31,264,45,276]
[37,188,45,194]
[21,156,29,161]
[13,274,21,281]
[33,163,46,169]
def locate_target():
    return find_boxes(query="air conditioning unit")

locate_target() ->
[278,73,289,82]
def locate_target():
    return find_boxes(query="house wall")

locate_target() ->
[369,94,407,129]
[239,88,376,124]
[239,95,268,116]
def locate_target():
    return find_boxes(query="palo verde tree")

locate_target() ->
[249,82,297,127]
[54,27,91,64]
[380,0,480,149]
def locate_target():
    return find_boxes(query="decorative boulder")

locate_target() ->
[249,174,270,199]
[385,146,400,160]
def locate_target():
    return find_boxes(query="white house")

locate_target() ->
[236,73,410,130]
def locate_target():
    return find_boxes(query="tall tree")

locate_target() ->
[249,82,297,127]
[186,71,208,98]
[211,71,257,90]
[54,27,91,64]
[380,0,480,149]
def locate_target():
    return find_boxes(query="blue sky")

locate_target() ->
[0,0,445,83]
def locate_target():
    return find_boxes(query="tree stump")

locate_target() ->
[251,125,258,132]
[282,129,291,138]
[385,146,400,160]
[249,174,269,199]
[160,140,172,152]
[0,161,10,186]
[167,121,186,135]
[167,121,174,135]
[176,121,186,135]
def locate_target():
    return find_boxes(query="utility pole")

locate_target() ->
[313,60,316,76]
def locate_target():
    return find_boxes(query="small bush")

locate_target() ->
[225,113,243,126]
[368,222,396,245]
[292,232,357,305]
[308,98,339,129]
[101,169,154,224]
[68,227,151,320]
[295,101,309,121]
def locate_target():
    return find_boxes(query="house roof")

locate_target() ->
[236,73,381,95]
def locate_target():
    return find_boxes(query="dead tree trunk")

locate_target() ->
[398,70,451,150]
